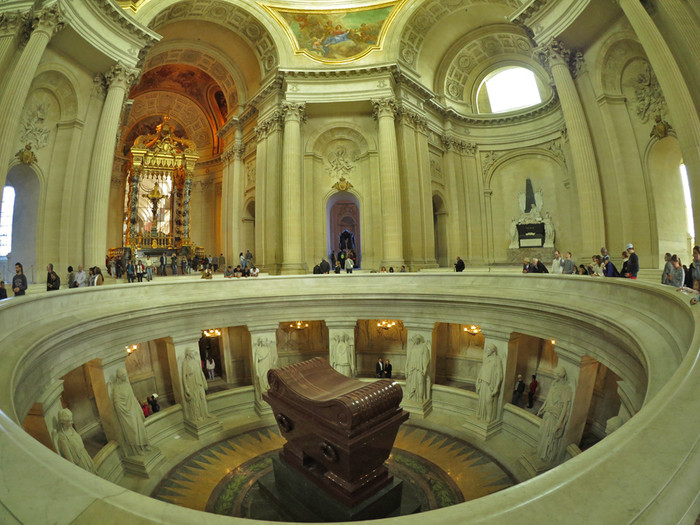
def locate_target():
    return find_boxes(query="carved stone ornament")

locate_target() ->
[31,4,65,38]
[282,101,306,123]
[371,98,397,120]
[254,110,284,140]
[332,177,354,192]
[15,144,37,165]
[649,115,672,140]
[104,63,140,89]
[0,11,30,36]
[20,103,51,150]
[397,106,428,132]
[326,146,356,179]
[634,62,667,124]
[534,39,571,69]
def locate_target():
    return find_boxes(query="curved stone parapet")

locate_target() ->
[0,273,698,524]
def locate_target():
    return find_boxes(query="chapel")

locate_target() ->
[0,1,698,524]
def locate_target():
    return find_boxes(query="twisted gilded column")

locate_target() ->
[0,5,63,188]
[280,102,306,274]
[536,40,605,255]
[372,98,404,268]
[84,64,138,264]
[614,0,700,241]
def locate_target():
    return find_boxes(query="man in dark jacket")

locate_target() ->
[455,256,465,272]
[46,264,61,291]
[530,257,549,273]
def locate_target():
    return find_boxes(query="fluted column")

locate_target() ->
[537,40,605,255]
[84,64,138,265]
[372,98,404,268]
[0,10,30,91]
[614,0,700,242]
[0,5,63,188]
[280,102,306,274]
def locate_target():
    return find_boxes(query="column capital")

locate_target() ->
[282,101,306,123]
[31,4,65,38]
[372,97,397,120]
[569,51,586,79]
[534,39,572,69]
[103,63,140,90]
[0,10,31,37]
[254,109,284,141]
[396,105,428,132]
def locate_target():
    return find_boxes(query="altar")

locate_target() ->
[118,116,201,256]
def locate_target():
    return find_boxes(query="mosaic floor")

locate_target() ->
[152,425,515,521]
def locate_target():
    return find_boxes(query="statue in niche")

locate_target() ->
[339,229,355,251]
[112,368,152,456]
[254,337,277,396]
[543,212,555,247]
[406,334,431,402]
[509,217,519,249]
[56,408,97,474]
[182,347,210,422]
[536,366,572,464]
[331,332,355,377]
[475,344,503,423]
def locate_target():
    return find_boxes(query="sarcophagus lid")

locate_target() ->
[263,358,408,507]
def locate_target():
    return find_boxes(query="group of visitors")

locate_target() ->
[141,394,160,418]
[375,357,393,378]
[522,244,640,279]
[380,265,407,273]
[222,263,259,278]
[330,249,356,273]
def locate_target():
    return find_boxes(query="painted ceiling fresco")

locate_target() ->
[130,64,228,119]
[122,115,190,155]
[265,1,401,62]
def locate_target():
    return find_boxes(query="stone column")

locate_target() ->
[402,323,434,418]
[326,321,357,378]
[372,98,404,268]
[280,102,307,274]
[565,355,599,447]
[441,133,467,263]
[0,5,63,189]
[614,0,700,243]
[463,332,510,440]
[83,64,138,265]
[248,325,278,415]
[536,40,605,255]
[169,333,221,439]
[0,10,29,93]
[22,379,63,452]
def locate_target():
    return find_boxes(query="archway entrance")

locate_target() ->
[3,164,40,283]
[327,192,360,268]
[433,195,447,267]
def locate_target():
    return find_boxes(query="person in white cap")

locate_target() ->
[624,243,639,279]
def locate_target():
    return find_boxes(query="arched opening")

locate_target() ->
[433,195,448,267]
[242,200,255,263]
[327,191,361,268]
[0,185,16,280]
[476,66,543,114]
[648,137,687,256]
[4,164,40,284]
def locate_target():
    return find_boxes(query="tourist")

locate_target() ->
[400,265,407,272]
[250,265,259,277]
[206,356,216,380]
[160,252,167,276]
[136,260,145,282]
[662,253,674,285]
[224,265,234,278]
[380,266,387,273]
[94,267,104,286]
[145,255,153,281]
[562,252,576,274]
[530,257,549,273]
[528,374,538,408]
[66,266,75,288]
[624,244,639,279]
[46,264,60,291]
[345,255,354,274]
[384,359,392,378]
[75,265,87,287]
[212,254,219,272]
[0,281,7,300]
[239,252,246,269]
[454,256,465,272]
[667,255,684,288]
[552,250,563,274]
[512,374,525,407]
[245,249,253,268]
[375,357,384,378]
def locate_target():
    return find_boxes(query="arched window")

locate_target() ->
[680,163,695,239]
[0,186,15,256]
[477,67,542,114]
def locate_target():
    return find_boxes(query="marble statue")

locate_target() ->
[509,217,519,248]
[544,212,555,247]
[182,348,209,422]
[536,366,572,463]
[254,337,277,395]
[56,408,96,474]
[331,332,355,377]
[406,334,431,402]
[112,368,151,456]
[475,344,503,423]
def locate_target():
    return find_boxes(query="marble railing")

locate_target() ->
[0,274,698,524]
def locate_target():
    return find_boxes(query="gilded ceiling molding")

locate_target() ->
[398,0,521,69]
[261,0,405,64]
[147,0,278,74]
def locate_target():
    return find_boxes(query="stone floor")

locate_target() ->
[151,424,516,521]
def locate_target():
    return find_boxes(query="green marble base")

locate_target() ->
[257,455,417,522]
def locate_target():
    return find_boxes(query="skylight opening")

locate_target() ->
[484,67,542,113]
[0,186,16,257]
